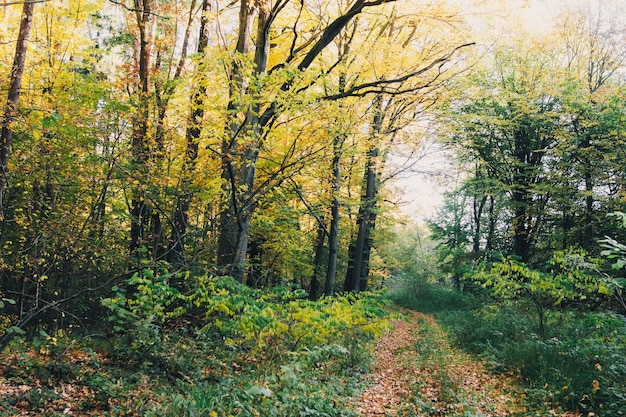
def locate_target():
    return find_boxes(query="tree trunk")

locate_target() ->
[216,0,396,282]
[346,145,379,292]
[0,1,34,220]
[246,237,264,287]
[324,133,342,296]
[486,194,495,251]
[581,136,595,249]
[511,189,530,262]
[344,241,355,292]
[216,1,262,283]
[129,0,157,261]
[309,223,326,299]
[472,186,487,255]
[510,127,534,262]
[168,0,210,264]
[346,95,386,292]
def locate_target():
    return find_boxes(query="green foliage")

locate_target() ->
[469,250,613,338]
[96,272,388,409]
[380,224,459,309]
[598,213,626,312]
[474,251,608,306]
[388,237,626,417]
[0,296,17,336]
[0,297,16,311]
[600,234,626,270]
[387,278,478,315]
[102,271,389,363]
[156,349,363,417]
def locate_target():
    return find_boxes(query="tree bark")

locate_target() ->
[510,124,536,262]
[0,0,34,220]
[472,194,487,255]
[324,134,342,296]
[486,194,495,251]
[511,188,530,262]
[345,145,379,292]
[581,135,595,248]
[216,0,261,282]
[129,0,157,260]
[309,223,326,299]
[346,95,385,292]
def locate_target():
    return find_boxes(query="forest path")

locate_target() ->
[356,308,522,417]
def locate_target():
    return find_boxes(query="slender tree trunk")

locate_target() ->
[581,136,595,248]
[0,1,34,220]
[472,194,487,255]
[486,194,495,251]
[216,175,253,283]
[511,189,530,262]
[510,127,534,262]
[168,0,210,264]
[217,133,259,282]
[310,223,326,299]
[346,95,386,292]
[245,237,264,287]
[346,145,379,292]
[216,0,396,282]
[344,241,355,292]
[359,155,379,292]
[129,0,157,261]
[217,1,264,283]
[324,134,342,296]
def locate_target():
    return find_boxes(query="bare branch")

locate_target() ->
[1,0,49,5]
[108,0,165,17]
[321,42,475,100]
[0,267,142,350]
[288,178,330,239]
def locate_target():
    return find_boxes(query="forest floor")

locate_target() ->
[355,308,576,417]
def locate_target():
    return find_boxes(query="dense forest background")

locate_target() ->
[0,0,478,326]
[2,0,626,415]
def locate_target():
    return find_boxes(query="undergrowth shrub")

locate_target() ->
[104,272,386,357]
[95,270,388,415]
[1,270,388,415]
[154,349,364,417]
[422,250,626,415]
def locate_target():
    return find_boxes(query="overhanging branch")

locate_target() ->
[321,42,475,100]
[260,0,397,127]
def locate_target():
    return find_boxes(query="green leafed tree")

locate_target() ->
[441,43,562,263]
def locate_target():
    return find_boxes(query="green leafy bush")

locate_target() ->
[387,277,478,314]
[95,271,388,415]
